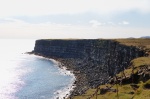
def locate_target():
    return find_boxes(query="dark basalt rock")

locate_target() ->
[32,39,145,96]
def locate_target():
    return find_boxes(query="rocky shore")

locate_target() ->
[30,39,146,98]
[30,53,89,97]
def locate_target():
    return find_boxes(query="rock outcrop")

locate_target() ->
[32,39,145,96]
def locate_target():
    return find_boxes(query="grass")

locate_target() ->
[114,38,150,49]
[72,84,135,99]
[117,57,150,77]
[72,82,150,99]
[131,57,150,68]
[116,68,132,77]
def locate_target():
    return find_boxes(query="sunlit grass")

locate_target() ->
[131,57,150,68]
[72,83,150,99]
[72,84,135,99]
[114,38,150,49]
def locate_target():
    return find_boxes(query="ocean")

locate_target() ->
[0,39,75,99]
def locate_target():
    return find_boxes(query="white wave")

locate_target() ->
[53,79,76,99]
[29,55,76,99]
[51,59,76,99]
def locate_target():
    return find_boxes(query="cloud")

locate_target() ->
[122,21,129,25]
[0,1,149,39]
[0,18,76,38]
[89,20,102,27]
[118,21,130,25]
[89,20,131,27]
[0,18,149,39]
[0,18,26,24]
[0,0,149,17]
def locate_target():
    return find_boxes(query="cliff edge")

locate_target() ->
[32,39,148,97]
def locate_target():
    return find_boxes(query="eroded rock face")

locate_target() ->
[33,39,145,95]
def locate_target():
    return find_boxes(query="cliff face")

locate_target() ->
[33,39,145,95]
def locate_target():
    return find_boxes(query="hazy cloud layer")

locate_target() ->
[0,18,149,39]
[0,0,149,38]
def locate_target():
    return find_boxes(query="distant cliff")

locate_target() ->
[32,39,145,95]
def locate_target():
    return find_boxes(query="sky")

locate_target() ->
[0,0,150,39]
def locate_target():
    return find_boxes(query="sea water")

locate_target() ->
[0,39,75,99]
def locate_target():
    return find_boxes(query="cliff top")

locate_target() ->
[41,38,150,48]
[41,38,150,54]
[114,39,150,47]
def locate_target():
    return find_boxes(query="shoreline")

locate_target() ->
[48,58,90,98]
[28,52,89,98]
[50,58,76,99]
[27,53,79,98]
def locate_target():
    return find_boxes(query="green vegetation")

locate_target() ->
[70,39,150,99]
[114,39,150,49]
[71,84,135,99]
[131,57,150,68]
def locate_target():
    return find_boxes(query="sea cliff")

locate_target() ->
[32,39,146,97]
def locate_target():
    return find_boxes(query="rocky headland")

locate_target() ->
[30,39,149,98]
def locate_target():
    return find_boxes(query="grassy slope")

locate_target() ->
[71,39,150,99]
